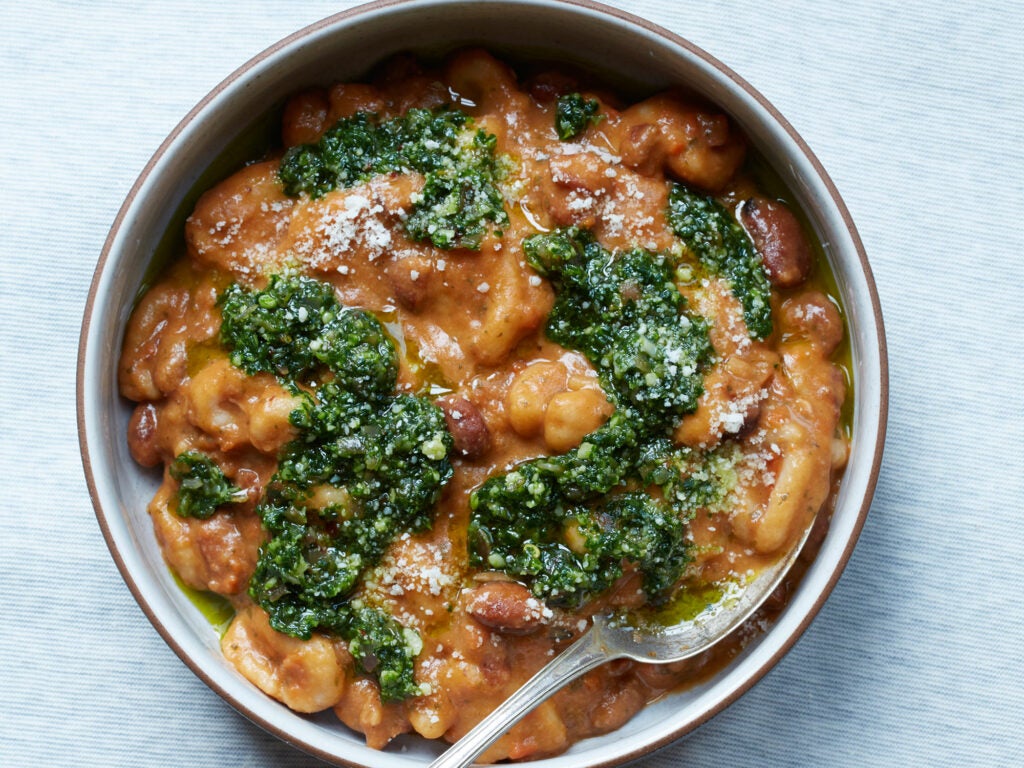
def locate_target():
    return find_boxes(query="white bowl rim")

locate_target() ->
[77,0,889,765]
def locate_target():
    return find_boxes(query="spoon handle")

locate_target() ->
[429,626,611,768]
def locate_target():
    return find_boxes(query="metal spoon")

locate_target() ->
[429,523,814,768]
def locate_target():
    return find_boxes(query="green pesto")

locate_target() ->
[219,273,397,391]
[344,605,424,700]
[169,450,247,519]
[220,274,453,701]
[524,227,712,430]
[554,93,603,140]
[667,183,773,340]
[469,229,721,607]
[278,108,508,250]
[473,482,689,606]
[468,417,739,608]
[469,413,636,607]
[636,439,741,514]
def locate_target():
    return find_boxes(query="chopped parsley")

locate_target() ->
[554,93,603,140]
[667,183,773,339]
[278,107,509,250]
[169,450,247,519]
[220,274,453,700]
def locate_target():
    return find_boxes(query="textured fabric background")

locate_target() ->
[1,1,1022,766]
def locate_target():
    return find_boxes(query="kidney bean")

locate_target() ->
[465,581,547,635]
[738,197,812,288]
[618,123,661,176]
[281,89,329,147]
[128,402,161,467]
[525,70,579,103]
[696,112,730,147]
[438,397,492,459]
[385,255,433,311]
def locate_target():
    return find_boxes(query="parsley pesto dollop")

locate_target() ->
[525,227,712,430]
[554,93,603,140]
[468,228,727,607]
[667,183,774,339]
[169,450,247,519]
[219,274,453,701]
[278,107,508,250]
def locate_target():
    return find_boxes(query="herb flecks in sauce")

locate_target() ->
[169,450,247,519]
[278,108,509,250]
[221,275,453,700]
[555,93,603,140]
[667,183,773,339]
[469,229,719,606]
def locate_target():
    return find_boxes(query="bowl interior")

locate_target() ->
[79,2,885,766]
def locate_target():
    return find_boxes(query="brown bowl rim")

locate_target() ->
[76,0,889,765]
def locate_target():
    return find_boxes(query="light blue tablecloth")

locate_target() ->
[2,1,1022,765]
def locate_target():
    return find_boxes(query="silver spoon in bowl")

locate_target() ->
[429,518,816,768]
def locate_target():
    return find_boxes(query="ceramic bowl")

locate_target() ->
[78,1,887,765]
